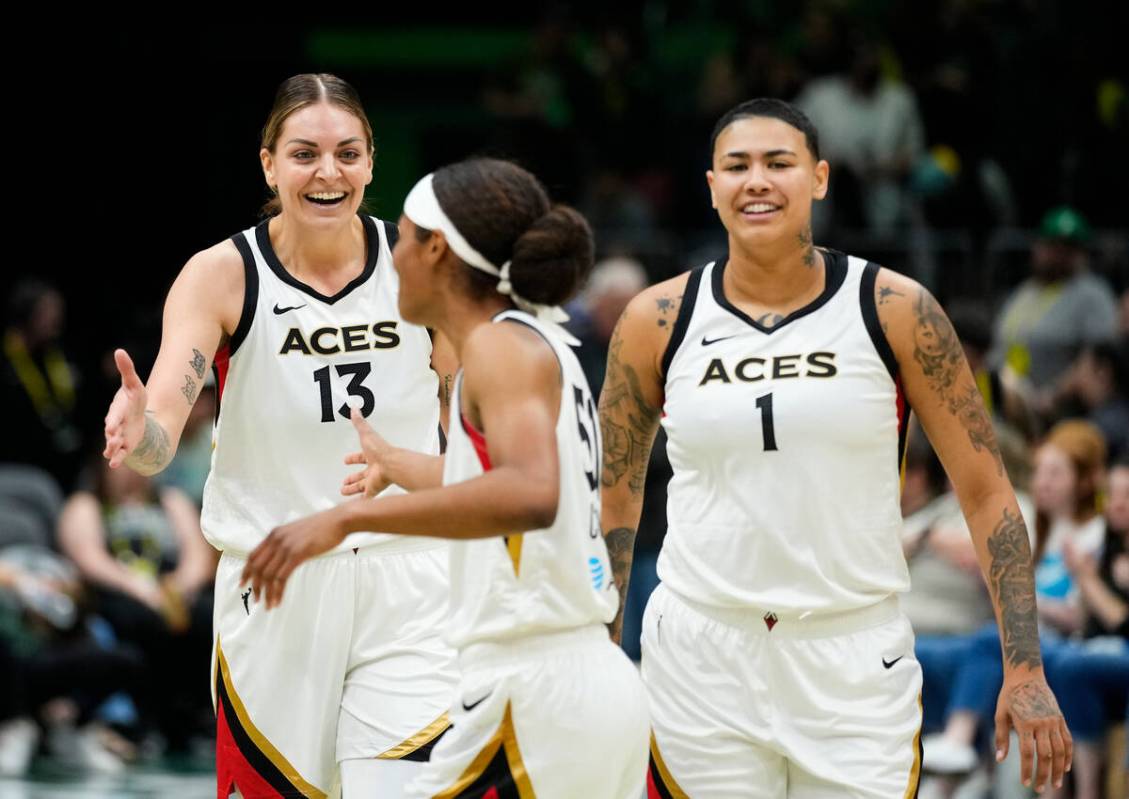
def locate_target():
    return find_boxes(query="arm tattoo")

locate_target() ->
[912,289,1004,476]
[878,285,904,305]
[988,508,1043,669]
[799,226,816,267]
[655,294,680,328]
[130,411,172,473]
[599,317,661,497]
[442,374,452,409]
[189,348,205,379]
[604,526,636,641]
[181,375,198,404]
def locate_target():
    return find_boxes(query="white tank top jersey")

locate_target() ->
[658,250,911,614]
[442,310,618,651]
[200,215,443,556]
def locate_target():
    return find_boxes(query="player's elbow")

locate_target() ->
[512,481,559,531]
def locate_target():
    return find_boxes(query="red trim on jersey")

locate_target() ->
[215,701,284,799]
[213,344,231,404]
[482,788,500,799]
[895,375,910,478]
[461,414,492,471]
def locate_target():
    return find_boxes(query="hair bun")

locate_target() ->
[508,205,595,307]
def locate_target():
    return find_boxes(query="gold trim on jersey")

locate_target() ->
[649,731,690,799]
[433,702,534,799]
[377,712,451,760]
[507,533,524,576]
[215,639,328,799]
[902,694,924,799]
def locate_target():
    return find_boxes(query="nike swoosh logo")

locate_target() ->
[701,334,737,346]
[461,691,492,712]
[882,656,904,669]
[273,303,306,315]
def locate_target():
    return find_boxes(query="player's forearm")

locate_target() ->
[340,465,558,539]
[124,411,176,475]
[385,448,445,492]
[967,494,1044,674]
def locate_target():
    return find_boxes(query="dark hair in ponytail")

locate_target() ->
[431,158,594,306]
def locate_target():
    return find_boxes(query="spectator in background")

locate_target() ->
[1,280,83,491]
[794,32,925,234]
[948,300,1038,442]
[990,207,1119,403]
[571,255,649,397]
[57,456,215,752]
[1048,457,1128,799]
[1054,337,1129,462]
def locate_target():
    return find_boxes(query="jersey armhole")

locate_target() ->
[659,265,706,382]
[859,261,898,381]
[381,219,400,251]
[227,232,259,358]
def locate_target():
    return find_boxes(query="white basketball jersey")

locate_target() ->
[658,250,910,613]
[442,310,618,651]
[201,215,443,555]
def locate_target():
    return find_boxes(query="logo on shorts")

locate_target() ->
[763,612,778,631]
[241,588,252,615]
[588,557,605,590]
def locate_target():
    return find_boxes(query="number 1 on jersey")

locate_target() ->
[755,392,778,451]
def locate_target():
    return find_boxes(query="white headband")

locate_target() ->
[403,173,577,342]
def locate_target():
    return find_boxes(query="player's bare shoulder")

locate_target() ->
[869,267,928,358]
[168,238,247,338]
[617,271,693,377]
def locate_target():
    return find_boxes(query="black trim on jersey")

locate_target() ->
[228,232,260,357]
[254,213,379,305]
[647,755,677,799]
[711,247,848,335]
[859,261,899,381]
[659,263,706,381]
[215,662,304,797]
[382,219,399,250]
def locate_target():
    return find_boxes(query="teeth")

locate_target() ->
[308,192,346,201]
[743,203,777,213]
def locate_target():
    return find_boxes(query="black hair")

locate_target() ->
[429,158,594,307]
[710,98,821,162]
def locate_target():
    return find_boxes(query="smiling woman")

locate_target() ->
[600,97,1072,797]
[100,73,459,799]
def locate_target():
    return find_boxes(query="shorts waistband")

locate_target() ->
[458,624,610,670]
[218,536,446,561]
[669,587,901,638]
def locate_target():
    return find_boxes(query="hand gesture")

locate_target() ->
[240,508,349,609]
[995,675,1072,793]
[340,408,393,498]
[103,350,148,468]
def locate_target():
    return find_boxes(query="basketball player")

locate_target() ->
[102,74,458,797]
[241,158,650,799]
[599,98,1071,798]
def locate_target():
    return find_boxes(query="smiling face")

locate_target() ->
[259,102,373,227]
[706,115,829,252]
